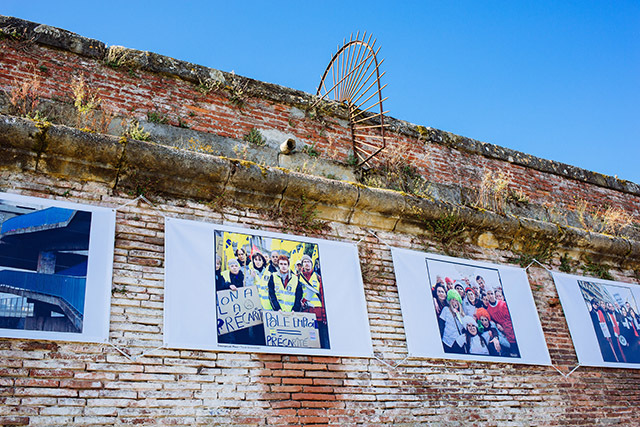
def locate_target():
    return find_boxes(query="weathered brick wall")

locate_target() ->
[1,16,640,426]
[0,18,639,216]
[1,171,639,426]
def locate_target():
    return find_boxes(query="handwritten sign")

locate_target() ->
[263,311,320,348]
[216,286,262,335]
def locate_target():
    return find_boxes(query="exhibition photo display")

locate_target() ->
[554,272,640,369]
[0,192,115,343]
[214,230,330,350]
[392,248,551,365]
[164,219,373,357]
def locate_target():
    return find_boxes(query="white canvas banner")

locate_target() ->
[164,218,373,357]
[392,248,551,365]
[0,192,115,343]
[552,272,640,369]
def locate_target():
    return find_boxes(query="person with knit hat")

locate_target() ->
[485,287,518,357]
[444,277,454,291]
[461,315,489,355]
[439,289,466,353]
[475,308,505,356]
[454,282,466,300]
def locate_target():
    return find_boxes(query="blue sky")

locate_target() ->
[3,1,639,183]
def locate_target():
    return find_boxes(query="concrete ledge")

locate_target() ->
[0,15,105,58]
[1,114,637,263]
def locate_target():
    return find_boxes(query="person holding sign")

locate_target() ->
[217,258,247,344]
[267,255,302,312]
[299,254,329,348]
[246,252,273,310]
[219,258,244,291]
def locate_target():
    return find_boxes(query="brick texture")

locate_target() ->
[0,25,639,426]
[0,172,638,426]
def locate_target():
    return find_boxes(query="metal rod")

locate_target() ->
[343,35,365,101]
[312,52,376,107]
[351,98,388,119]
[334,45,340,100]
[351,110,389,124]
[349,56,384,103]
[338,37,347,100]
[347,44,381,100]
[347,48,375,99]
[353,133,386,140]
[353,139,384,148]
[352,81,388,111]
[353,123,390,130]
[344,34,371,101]
[340,35,356,101]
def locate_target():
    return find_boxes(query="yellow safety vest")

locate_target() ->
[271,273,299,312]
[250,268,272,310]
[299,272,322,308]
[221,270,242,285]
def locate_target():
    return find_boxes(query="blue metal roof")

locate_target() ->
[0,207,76,237]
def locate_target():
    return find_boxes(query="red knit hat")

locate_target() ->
[475,307,491,321]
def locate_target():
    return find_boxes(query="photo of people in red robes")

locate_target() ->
[578,280,640,364]
[427,258,521,358]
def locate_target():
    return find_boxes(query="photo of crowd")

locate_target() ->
[427,258,521,358]
[578,280,640,364]
[214,230,330,349]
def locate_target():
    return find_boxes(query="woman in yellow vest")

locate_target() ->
[218,258,244,291]
[267,255,302,312]
[299,254,330,349]
[246,252,272,310]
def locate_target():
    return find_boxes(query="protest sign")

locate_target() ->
[216,285,263,335]
[263,311,320,348]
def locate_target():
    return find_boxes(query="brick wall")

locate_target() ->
[0,32,639,218]
[1,17,640,426]
[1,171,639,426]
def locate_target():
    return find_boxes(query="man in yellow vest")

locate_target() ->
[267,255,302,312]
[299,254,330,349]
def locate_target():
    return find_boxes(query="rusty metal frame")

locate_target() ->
[315,33,388,168]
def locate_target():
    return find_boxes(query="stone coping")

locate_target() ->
[1,114,638,262]
[1,15,638,196]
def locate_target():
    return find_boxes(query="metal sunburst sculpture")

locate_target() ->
[315,32,389,168]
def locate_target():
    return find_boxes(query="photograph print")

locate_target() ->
[427,257,521,359]
[0,198,91,334]
[578,280,640,364]
[214,230,330,350]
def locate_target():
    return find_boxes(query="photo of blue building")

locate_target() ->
[0,200,92,333]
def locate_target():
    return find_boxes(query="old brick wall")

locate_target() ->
[0,19,639,216]
[0,16,639,427]
[1,171,639,426]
